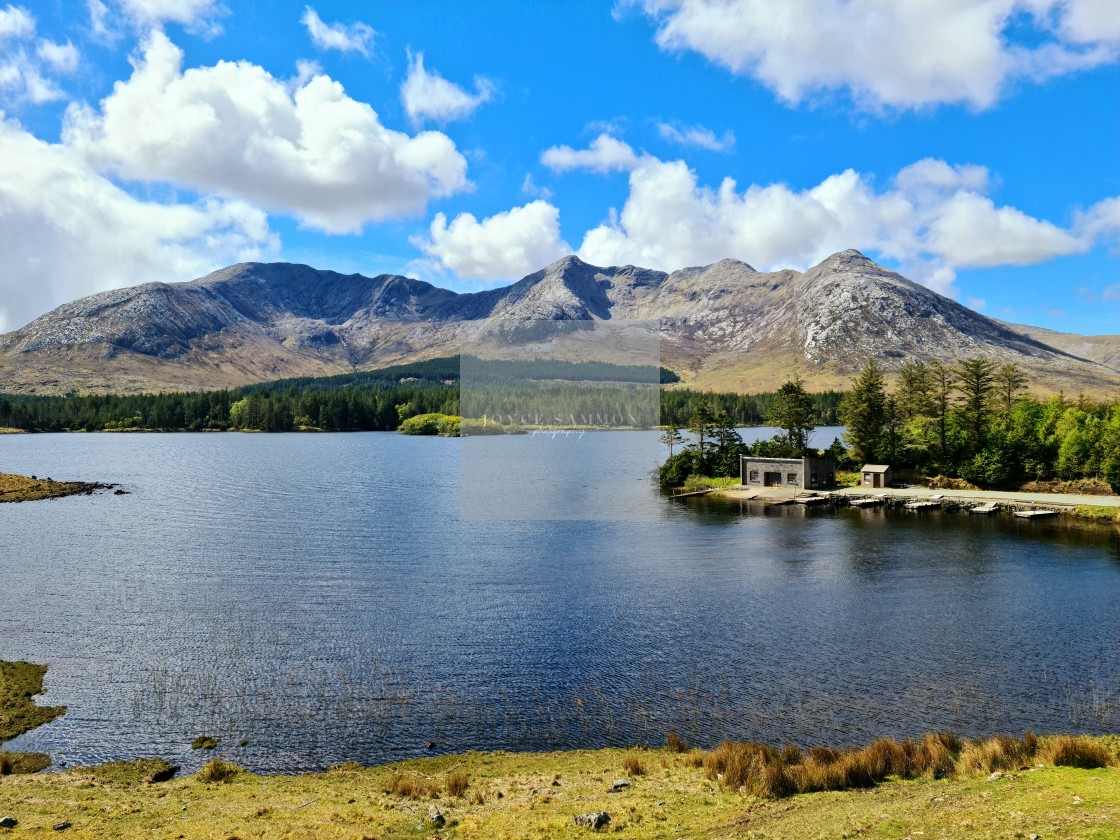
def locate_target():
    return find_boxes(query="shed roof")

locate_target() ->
[861,464,891,472]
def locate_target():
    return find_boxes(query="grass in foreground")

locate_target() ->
[0,736,1116,839]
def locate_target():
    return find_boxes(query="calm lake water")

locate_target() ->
[2,430,1119,773]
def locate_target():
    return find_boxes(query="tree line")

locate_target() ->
[837,358,1120,489]
[658,358,1120,492]
[0,384,459,433]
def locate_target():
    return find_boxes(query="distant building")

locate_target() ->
[740,456,836,490]
[860,464,892,489]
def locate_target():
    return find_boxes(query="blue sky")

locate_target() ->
[1,0,1118,335]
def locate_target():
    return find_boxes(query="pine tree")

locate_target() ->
[767,378,815,456]
[839,361,887,464]
[954,357,997,454]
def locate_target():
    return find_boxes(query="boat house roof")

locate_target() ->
[861,464,891,472]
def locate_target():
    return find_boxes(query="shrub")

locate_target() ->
[190,735,220,750]
[666,731,688,753]
[659,451,696,488]
[446,769,469,797]
[623,752,647,776]
[386,773,438,799]
[915,732,959,779]
[956,735,1038,775]
[196,759,240,784]
[1041,736,1113,769]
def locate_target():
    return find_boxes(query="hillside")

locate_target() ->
[2,251,1118,395]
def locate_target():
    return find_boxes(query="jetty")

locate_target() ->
[969,503,999,515]
[849,497,883,508]
[1015,509,1059,519]
[905,500,941,511]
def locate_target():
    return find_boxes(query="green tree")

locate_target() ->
[953,357,997,454]
[927,360,954,461]
[767,378,815,455]
[686,400,717,471]
[995,362,1028,412]
[710,410,746,477]
[839,362,887,464]
[659,425,684,457]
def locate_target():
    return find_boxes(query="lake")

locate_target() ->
[1,430,1118,773]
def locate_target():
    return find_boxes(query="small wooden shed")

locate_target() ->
[860,464,892,489]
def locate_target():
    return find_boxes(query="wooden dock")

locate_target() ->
[969,503,999,514]
[905,500,941,511]
[849,497,882,508]
[794,495,830,506]
[1014,509,1059,519]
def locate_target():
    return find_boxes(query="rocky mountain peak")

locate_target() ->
[1,249,1117,395]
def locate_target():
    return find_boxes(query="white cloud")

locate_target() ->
[0,54,64,104]
[571,153,1095,296]
[0,4,34,41]
[114,0,225,34]
[632,0,1120,111]
[87,0,113,39]
[0,115,276,333]
[62,31,470,234]
[541,133,643,173]
[967,297,988,311]
[412,200,570,280]
[521,172,553,201]
[301,6,374,56]
[400,51,494,125]
[36,40,80,74]
[657,121,734,151]
[1076,196,1120,248]
[0,10,75,106]
[1102,285,1120,303]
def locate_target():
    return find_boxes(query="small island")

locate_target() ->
[0,473,115,504]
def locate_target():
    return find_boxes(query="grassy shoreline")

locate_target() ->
[0,740,1117,838]
[3,660,1120,837]
[0,473,115,504]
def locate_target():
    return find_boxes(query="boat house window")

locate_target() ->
[749,470,758,481]
[787,472,797,484]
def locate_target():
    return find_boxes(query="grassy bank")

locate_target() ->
[0,473,109,504]
[0,738,1117,838]
[2,661,1119,836]
[0,660,65,776]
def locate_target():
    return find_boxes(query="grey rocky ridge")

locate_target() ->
[1,250,1117,395]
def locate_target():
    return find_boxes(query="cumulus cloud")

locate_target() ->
[631,0,1120,111]
[62,31,470,234]
[570,153,1095,297]
[400,51,494,124]
[36,40,80,73]
[0,115,276,333]
[0,4,34,40]
[114,0,225,33]
[0,7,76,105]
[657,121,734,151]
[412,200,570,280]
[541,133,644,173]
[301,6,374,56]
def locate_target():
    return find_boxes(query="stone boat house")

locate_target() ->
[860,464,893,489]
[740,456,836,490]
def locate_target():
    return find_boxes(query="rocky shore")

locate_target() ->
[0,473,119,503]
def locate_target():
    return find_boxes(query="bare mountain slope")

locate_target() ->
[996,321,1120,374]
[1,251,1117,395]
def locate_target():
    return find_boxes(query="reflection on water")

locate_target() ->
[0,431,1118,773]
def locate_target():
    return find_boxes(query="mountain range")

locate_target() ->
[2,249,1118,396]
